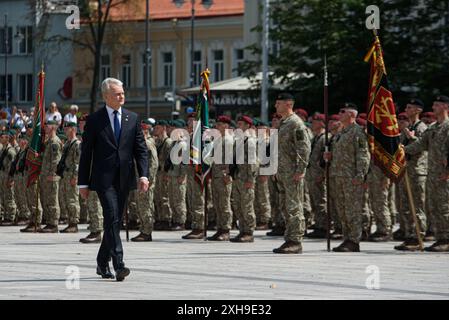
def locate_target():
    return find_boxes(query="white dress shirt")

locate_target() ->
[64,112,78,124]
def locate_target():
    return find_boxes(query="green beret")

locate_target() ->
[156,120,167,126]
[172,120,184,128]
[142,118,156,125]
[252,118,260,127]
[46,120,58,126]
[177,119,186,127]
[64,121,77,128]
[8,129,17,136]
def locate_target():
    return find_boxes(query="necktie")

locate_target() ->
[113,110,121,143]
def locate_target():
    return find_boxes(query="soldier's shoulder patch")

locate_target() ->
[51,143,60,152]
[295,127,304,141]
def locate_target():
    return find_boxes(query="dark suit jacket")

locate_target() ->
[78,106,149,192]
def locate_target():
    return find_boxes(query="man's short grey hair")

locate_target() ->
[101,78,123,94]
[70,104,79,111]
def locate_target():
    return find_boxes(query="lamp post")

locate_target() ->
[145,0,150,117]
[261,0,269,123]
[3,14,9,109]
[172,0,213,88]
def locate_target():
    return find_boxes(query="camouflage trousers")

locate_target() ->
[269,176,284,227]
[425,178,433,233]
[60,177,80,225]
[87,191,103,233]
[303,181,312,227]
[367,174,392,234]
[14,174,30,220]
[361,189,371,232]
[168,176,187,225]
[398,174,426,239]
[328,176,342,232]
[277,173,305,243]
[388,182,399,225]
[155,172,171,222]
[136,181,156,235]
[425,176,449,241]
[206,179,216,224]
[59,181,66,221]
[306,173,327,230]
[255,176,271,225]
[334,177,364,243]
[232,179,256,234]
[39,177,60,226]
[127,190,140,224]
[0,172,17,221]
[187,168,205,230]
[212,177,233,231]
[27,179,43,225]
[79,195,88,223]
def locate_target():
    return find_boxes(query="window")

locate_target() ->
[18,74,33,102]
[17,26,33,54]
[100,54,111,80]
[234,49,244,76]
[192,50,202,86]
[0,75,13,101]
[212,49,224,82]
[0,27,13,54]
[142,51,152,87]
[121,54,131,88]
[162,52,173,87]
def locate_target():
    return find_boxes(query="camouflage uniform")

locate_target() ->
[155,137,172,223]
[305,132,327,231]
[186,164,205,230]
[12,147,30,221]
[39,135,62,226]
[167,139,188,225]
[211,134,234,231]
[328,134,342,233]
[135,135,158,235]
[367,161,391,234]
[231,134,258,234]
[87,190,103,233]
[79,196,88,223]
[330,123,370,244]
[277,113,311,243]
[269,176,284,228]
[127,190,139,226]
[59,137,81,225]
[405,117,449,242]
[398,120,428,239]
[0,142,18,222]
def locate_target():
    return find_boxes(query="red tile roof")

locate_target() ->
[108,0,244,22]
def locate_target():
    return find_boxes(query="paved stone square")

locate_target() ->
[0,225,448,300]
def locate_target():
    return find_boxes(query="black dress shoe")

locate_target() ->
[96,265,114,279]
[115,267,130,282]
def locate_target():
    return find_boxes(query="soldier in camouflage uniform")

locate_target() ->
[153,120,173,230]
[79,190,103,243]
[58,122,81,233]
[266,113,286,236]
[273,94,311,253]
[230,116,258,243]
[206,115,234,241]
[404,95,449,252]
[57,132,68,224]
[131,119,159,241]
[305,114,328,238]
[254,120,271,230]
[325,103,370,252]
[38,120,62,233]
[395,100,428,250]
[167,121,188,230]
[0,130,18,225]
[12,134,30,225]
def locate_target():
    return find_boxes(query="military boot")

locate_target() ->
[255,223,269,231]
[273,241,302,254]
[394,238,421,251]
[207,229,230,241]
[38,224,58,233]
[60,224,79,233]
[79,231,102,243]
[332,240,360,252]
[392,228,405,241]
[230,232,254,243]
[305,228,327,239]
[131,232,152,242]
[20,223,42,233]
[266,225,285,236]
[182,229,204,240]
[368,231,391,242]
[170,223,185,231]
[424,230,435,242]
[424,240,449,252]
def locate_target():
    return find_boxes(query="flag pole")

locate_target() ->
[404,168,424,251]
[323,55,331,252]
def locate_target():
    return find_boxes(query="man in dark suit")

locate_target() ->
[78,78,149,281]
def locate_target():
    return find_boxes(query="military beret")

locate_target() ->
[356,118,367,127]
[155,120,167,126]
[46,120,58,125]
[277,93,295,101]
[252,118,260,127]
[177,119,187,127]
[295,108,308,119]
[342,102,358,111]
[398,112,408,121]
[435,95,449,104]
[217,115,231,124]
[142,118,156,125]
[358,113,367,120]
[8,129,17,136]
[421,111,436,119]
[172,120,184,128]
[312,113,325,122]
[237,115,253,126]
[407,98,424,108]
[63,121,77,128]
[329,114,340,121]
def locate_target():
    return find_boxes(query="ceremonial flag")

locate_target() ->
[26,68,46,186]
[364,33,406,182]
[191,68,212,189]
